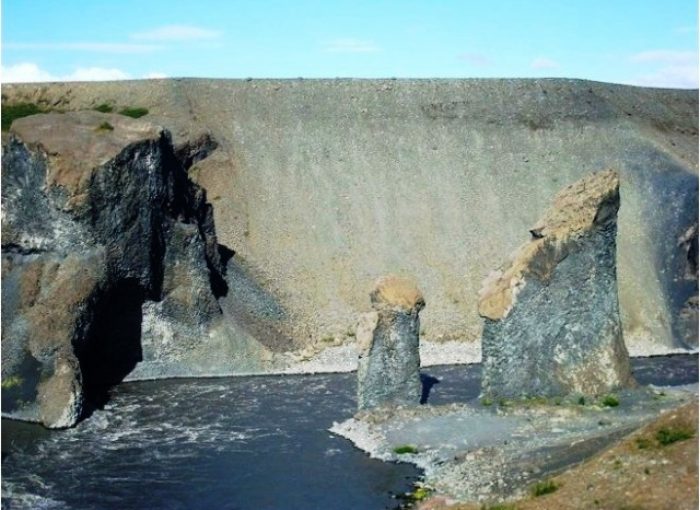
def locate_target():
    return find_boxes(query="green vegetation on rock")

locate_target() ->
[96,121,114,132]
[93,103,114,113]
[601,394,620,407]
[531,479,559,497]
[119,107,149,119]
[1,375,23,389]
[393,444,419,455]
[656,425,694,446]
[2,102,43,130]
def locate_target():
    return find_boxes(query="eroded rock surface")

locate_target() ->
[478,169,635,399]
[1,111,224,427]
[357,276,424,410]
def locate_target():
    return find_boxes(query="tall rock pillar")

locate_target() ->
[478,169,635,399]
[357,276,424,410]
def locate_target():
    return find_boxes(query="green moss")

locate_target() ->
[531,479,559,497]
[321,336,335,343]
[481,397,494,406]
[393,444,419,455]
[93,103,114,113]
[656,425,694,446]
[2,102,44,130]
[1,375,23,389]
[96,121,114,132]
[119,107,149,119]
[601,394,619,407]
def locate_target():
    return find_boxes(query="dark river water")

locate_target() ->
[2,354,697,510]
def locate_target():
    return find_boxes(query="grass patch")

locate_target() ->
[96,121,114,132]
[531,479,559,497]
[1,375,23,389]
[481,397,494,406]
[321,336,335,343]
[119,107,149,119]
[393,445,419,455]
[93,103,114,113]
[601,394,619,407]
[481,504,517,510]
[656,425,694,446]
[2,102,44,130]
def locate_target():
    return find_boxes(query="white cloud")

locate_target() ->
[1,62,168,83]
[131,25,222,41]
[630,50,697,65]
[323,38,379,53]
[457,52,491,66]
[5,42,161,54]
[530,57,559,70]
[1,62,55,82]
[630,64,698,89]
[628,49,698,88]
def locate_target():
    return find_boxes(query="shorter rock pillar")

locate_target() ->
[357,275,424,410]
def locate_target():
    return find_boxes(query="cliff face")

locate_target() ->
[2,79,698,363]
[1,111,258,426]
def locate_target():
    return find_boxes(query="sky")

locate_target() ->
[1,0,698,88]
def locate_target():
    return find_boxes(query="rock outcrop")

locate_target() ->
[356,276,424,410]
[478,169,635,399]
[1,111,225,427]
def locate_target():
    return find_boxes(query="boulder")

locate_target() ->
[357,276,424,410]
[478,169,635,399]
[1,111,224,427]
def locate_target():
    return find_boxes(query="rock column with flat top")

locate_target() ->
[478,169,636,399]
[356,276,425,410]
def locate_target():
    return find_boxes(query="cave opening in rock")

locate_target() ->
[77,279,145,413]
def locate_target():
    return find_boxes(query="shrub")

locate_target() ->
[601,394,619,407]
[531,479,559,497]
[656,426,694,446]
[93,103,114,113]
[96,121,114,131]
[119,107,149,119]
[2,102,43,130]
[393,445,419,455]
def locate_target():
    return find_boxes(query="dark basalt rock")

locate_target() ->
[1,111,224,427]
[478,170,636,399]
[356,276,424,410]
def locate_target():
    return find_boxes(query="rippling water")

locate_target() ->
[2,354,697,510]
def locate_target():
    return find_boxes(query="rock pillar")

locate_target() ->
[357,276,424,410]
[478,169,635,399]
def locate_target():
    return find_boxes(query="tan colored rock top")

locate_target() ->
[370,275,425,311]
[478,169,620,321]
[11,111,163,209]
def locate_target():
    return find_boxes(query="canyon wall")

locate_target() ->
[3,79,698,361]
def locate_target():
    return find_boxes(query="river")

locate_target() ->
[2,354,697,510]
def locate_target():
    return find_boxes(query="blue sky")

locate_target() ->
[1,0,698,87]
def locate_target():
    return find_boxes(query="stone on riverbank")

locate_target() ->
[357,276,424,410]
[478,169,635,399]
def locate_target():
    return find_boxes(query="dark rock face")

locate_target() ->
[479,170,635,399]
[1,111,224,427]
[357,276,424,410]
